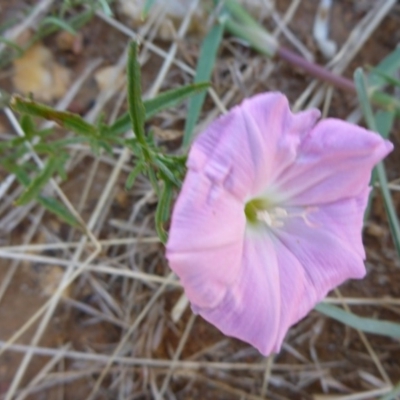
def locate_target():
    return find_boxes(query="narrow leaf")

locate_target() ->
[11,96,98,137]
[155,182,173,244]
[125,162,144,189]
[127,42,146,145]
[375,110,395,139]
[154,159,180,187]
[146,82,210,120]
[20,115,36,140]
[369,67,400,88]
[3,162,31,186]
[368,47,400,88]
[16,156,61,205]
[38,196,79,227]
[370,91,400,116]
[316,303,400,339]
[110,82,210,135]
[183,24,224,147]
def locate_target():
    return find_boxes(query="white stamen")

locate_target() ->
[257,210,273,226]
[256,206,318,229]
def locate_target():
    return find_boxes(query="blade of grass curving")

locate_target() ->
[183,23,224,147]
[33,9,93,42]
[316,303,400,338]
[109,82,209,135]
[40,16,77,35]
[127,41,146,146]
[354,68,400,257]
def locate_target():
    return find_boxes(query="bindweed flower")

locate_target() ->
[166,92,393,355]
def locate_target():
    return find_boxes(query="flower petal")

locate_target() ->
[166,171,245,308]
[272,201,367,317]
[194,229,284,355]
[275,118,393,205]
[195,227,319,355]
[303,188,370,259]
[188,92,320,200]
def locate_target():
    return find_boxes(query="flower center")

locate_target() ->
[244,198,272,224]
[244,198,317,228]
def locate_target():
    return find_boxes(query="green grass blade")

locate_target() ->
[354,68,400,257]
[20,115,37,140]
[155,182,173,244]
[16,156,61,205]
[370,67,400,88]
[125,162,144,189]
[127,41,146,145]
[368,47,400,88]
[38,196,79,226]
[40,16,77,35]
[3,162,31,186]
[376,163,400,257]
[33,10,93,41]
[316,303,400,338]
[183,23,224,147]
[370,91,400,117]
[145,82,210,120]
[109,82,210,135]
[375,110,395,140]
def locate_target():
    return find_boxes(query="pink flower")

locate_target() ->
[166,92,392,355]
